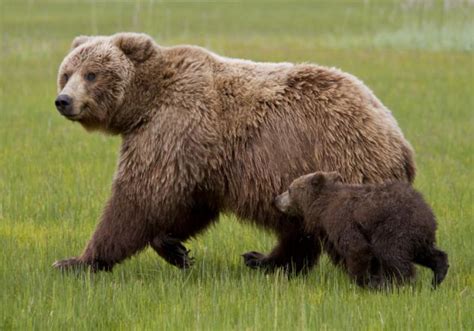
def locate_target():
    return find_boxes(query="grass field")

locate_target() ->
[1,0,473,330]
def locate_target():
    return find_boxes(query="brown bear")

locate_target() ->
[53,32,416,273]
[274,171,449,288]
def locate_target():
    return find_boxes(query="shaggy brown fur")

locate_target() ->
[53,33,416,273]
[275,172,449,288]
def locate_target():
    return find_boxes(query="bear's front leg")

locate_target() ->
[53,184,149,272]
[243,230,321,274]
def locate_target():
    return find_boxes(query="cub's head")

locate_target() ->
[55,33,156,132]
[274,171,342,216]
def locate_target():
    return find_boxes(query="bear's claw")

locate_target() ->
[163,241,194,269]
[151,237,194,269]
[53,257,113,272]
[52,257,87,271]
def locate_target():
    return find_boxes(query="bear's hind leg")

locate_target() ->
[151,203,219,269]
[377,256,416,287]
[150,237,194,269]
[243,230,321,274]
[337,224,374,287]
[386,262,416,287]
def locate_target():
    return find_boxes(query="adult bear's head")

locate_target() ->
[55,33,157,133]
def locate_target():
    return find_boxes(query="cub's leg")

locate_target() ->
[338,225,374,287]
[323,238,345,267]
[376,247,416,287]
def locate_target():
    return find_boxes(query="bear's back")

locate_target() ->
[317,182,436,241]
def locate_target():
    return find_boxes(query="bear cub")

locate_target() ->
[274,171,449,289]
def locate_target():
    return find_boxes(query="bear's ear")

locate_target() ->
[71,35,93,50]
[112,33,155,63]
[326,171,343,183]
[310,173,326,188]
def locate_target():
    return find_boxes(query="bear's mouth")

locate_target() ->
[63,112,82,121]
[64,105,88,121]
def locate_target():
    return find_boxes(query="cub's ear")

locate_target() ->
[310,172,326,188]
[326,171,343,183]
[112,33,155,63]
[71,35,93,50]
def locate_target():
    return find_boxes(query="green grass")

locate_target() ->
[1,0,473,330]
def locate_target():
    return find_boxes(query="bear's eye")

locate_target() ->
[85,72,96,82]
[63,73,69,82]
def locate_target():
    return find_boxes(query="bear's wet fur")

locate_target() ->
[275,171,449,288]
[53,33,416,273]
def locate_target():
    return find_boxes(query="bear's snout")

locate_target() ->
[55,94,74,117]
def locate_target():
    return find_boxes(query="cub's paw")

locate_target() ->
[52,257,86,271]
[242,251,267,269]
[366,276,387,290]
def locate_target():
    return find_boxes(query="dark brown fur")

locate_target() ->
[275,172,449,288]
[53,33,416,273]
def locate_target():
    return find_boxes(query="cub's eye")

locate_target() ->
[63,73,69,82]
[85,72,96,81]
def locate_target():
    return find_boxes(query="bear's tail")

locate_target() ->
[431,248,449,288]
[402,143,416,183]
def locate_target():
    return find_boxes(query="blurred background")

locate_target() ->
[1,1,472,330]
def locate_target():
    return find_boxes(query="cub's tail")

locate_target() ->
[430,248,449,288]
[414,246,449,288]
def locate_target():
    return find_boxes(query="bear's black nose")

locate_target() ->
[55,94,73,115]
